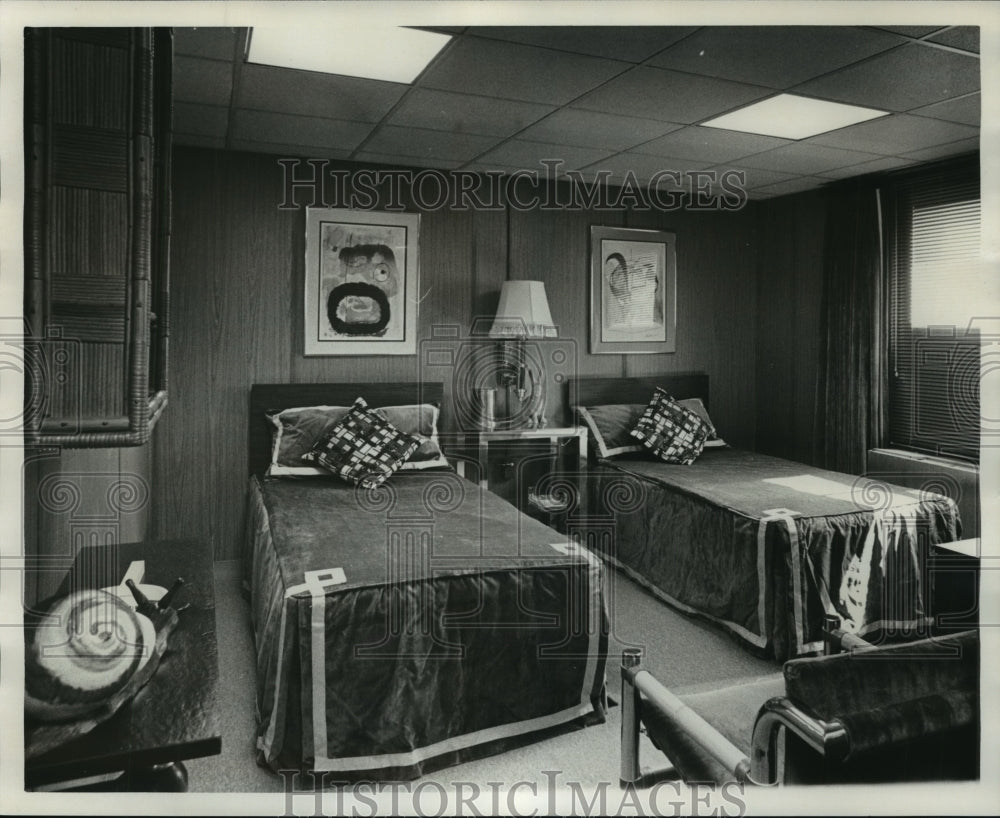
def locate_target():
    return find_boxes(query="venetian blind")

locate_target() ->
[887,159,981,461]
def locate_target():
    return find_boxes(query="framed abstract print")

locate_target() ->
[589,225,677,354]
[304,208,420,355]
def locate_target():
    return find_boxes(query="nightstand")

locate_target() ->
[456,426,589,528]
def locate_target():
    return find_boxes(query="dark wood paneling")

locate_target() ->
[755,190,828,465]
[621,208,758,447]
[153,147,760,559]
[470,208,507,331]
[152,149,296,556]
[567,373,709,409]
[23,444,151,605]
[510,198,625,412]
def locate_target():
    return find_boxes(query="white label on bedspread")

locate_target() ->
[286,567,347,597]
[549,541,602,570]
[550,542,579,556]
[762,507,801,518]
[763,474,923,509]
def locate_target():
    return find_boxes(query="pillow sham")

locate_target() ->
[577,396,726,459]
[576,404,645,458]
[630,388,711,465]
[302,398,420,488]
[376,404,448,470]
[267,402,448,476]
[675,398,716,439]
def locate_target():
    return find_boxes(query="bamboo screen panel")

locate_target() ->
[24,28,171,446]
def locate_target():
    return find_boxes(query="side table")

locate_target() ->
[25,538,221,792]
[455,426,589,528]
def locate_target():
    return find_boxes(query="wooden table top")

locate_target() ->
[25,539,221,789]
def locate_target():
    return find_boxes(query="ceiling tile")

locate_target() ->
[352,152,465,170]
[463,161,535,177]
[740,143,884,174]
[174,27,239,60]
[475,139,614,172]
[232,110,372,152]
[809,113,979,155]
[173,102,229,138]
[384,88,555,137]
[705,165,798,189]
[572,66,771,124]
[169,25,983,194]
[816,155,917,179]
[468,26,697,62]
[874,26,947,38]
[419,36,628,105]
[927,26,980,53]
[792,44,980,112]
[579,152,713,182]
[910,93,980,126]
[362,125,498,162]
[900,137,979,163]
[227,141,353,160]
[751,176,828,197]
[173,55,233,106]
[648,26,903,88]
[238,63,407,122]
[518,109,682,151]
[634,125,790,163]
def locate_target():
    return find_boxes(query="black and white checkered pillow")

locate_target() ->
[303,397,420,488]
[630,388,710,465]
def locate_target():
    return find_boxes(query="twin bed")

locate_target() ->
[245,382,607,779]
[243,375,961,778]
[568,375,961,660]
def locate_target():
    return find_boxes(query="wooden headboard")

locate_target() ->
[565,373,709,413]
[248,381,444,476]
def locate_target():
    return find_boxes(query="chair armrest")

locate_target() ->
[750,698,849,783]
[822,614,879,655]
[750,689,977,782]
[839,690,977,758]
[623,664,752,785]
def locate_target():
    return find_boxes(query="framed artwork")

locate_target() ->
[304,208,420,355]
[589,225,677,354]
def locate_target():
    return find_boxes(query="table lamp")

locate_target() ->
[488,281,556,429]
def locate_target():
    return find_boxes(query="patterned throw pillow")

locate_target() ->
[302,398,420,488]
[629,388,711,465]
[268,403,447,476]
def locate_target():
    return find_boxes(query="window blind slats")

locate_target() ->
[887,159,981,462]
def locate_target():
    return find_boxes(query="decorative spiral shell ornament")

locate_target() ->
[25,589,154,722]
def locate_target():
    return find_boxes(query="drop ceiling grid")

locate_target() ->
[169,24,981,198]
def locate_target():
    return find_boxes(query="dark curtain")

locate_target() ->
[815,183,887,474]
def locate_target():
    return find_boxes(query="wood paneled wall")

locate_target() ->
[754,189,828,465]
[152,147,759,559]
[23,443,151,605]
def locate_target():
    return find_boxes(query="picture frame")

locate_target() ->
[589,225,677,354]
[304,208,420,355]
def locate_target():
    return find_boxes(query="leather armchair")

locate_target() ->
[620,623,979,786]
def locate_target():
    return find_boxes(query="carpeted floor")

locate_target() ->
[185,560,780,794]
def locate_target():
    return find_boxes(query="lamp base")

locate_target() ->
[499,378,546,430]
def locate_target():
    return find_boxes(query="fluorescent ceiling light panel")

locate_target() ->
[247,26,450,84]
[701,94,888,139]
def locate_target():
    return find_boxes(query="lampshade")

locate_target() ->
[488,281,557,338]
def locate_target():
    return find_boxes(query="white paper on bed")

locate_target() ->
[763,474,924,508]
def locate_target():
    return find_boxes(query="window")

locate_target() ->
[887,158,981,462]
